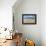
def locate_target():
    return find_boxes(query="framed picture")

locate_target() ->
[22,14,37,24]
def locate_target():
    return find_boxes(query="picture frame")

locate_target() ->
[22,14,37,24]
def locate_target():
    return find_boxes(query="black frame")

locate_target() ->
[22,14,37,24]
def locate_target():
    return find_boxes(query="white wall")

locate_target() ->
[13,0,41,46]
[13,0,46,46]
[0,0,17,29]
[41,0,46,46]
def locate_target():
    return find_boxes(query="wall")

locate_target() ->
[0,0,17,38]
[13,0,41,46]
[41,0,46,46]
[0,0,17,29]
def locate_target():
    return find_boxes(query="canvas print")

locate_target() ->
[22,14,37,24]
